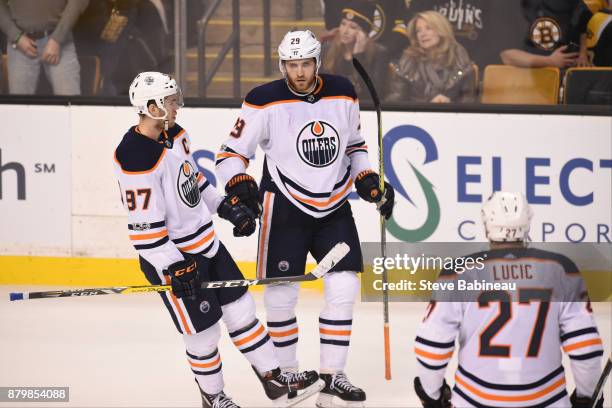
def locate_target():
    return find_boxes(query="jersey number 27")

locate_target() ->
[478,289,551,358]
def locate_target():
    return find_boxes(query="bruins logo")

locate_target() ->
[177,160,200,208]
[296,121,340,168]
[530,17,561,50]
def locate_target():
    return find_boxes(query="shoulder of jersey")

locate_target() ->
[523,247,580,274]
[438,249,490,278]
[115,126,166,173]
[243,79,295,108]
[319,73,358,100]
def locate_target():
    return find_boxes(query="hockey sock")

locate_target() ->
[222,293,279,374]
[183,323,224,395]
[265,283,300,369]
[319,271,359,373]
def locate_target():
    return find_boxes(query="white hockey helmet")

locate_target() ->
[481,191,533,242]
[129,71,184,121]
[278,29,321,76]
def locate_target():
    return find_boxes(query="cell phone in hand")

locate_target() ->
[565,42,580,53]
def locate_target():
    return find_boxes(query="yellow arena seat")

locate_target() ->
[481,65,560,105]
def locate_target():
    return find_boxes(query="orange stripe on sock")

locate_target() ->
[189,356,221,369]
[414,347,453,360]
[319,328,352,336]
[233,324,265,347]
[270,327,299,338]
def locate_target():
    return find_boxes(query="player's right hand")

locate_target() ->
[355,170,395,219]
[570,390,603,408]
[166,258,199,300]
[414,377,452,408]
[218,195,257,237]
[225,173,262,217]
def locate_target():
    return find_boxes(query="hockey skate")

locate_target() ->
[200,390,240,408]
[316,372,366,408]
[254,366,325,407]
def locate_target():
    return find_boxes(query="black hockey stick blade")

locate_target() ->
[9,242,350,301]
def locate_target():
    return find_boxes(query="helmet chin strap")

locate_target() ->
[145,104,169,130]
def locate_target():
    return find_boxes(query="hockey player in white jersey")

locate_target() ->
[414,192,605,408]
[215,30,395,407]
[113,72,324,408]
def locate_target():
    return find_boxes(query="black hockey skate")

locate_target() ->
[316,372,366,408]
[254,366,324,407]
[200,390,240,408]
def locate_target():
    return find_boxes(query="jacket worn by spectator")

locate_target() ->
[406,0,521,68]
[386,44,475,103]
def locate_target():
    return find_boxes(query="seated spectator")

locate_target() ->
[500,0,593,68]
[586,0,611,65]
[321,0,409,62]
[406,0,522,69]
[0,0,89,95]
[320,1,389,101]
[386,10,476,104]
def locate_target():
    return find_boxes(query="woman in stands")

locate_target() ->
[386,11,476,103]
[320,0,389,101]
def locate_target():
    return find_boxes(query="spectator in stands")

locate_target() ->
[73,0,170,96]
[586,0,611,65]
[406,0,521,69]
[386,10,476,104]
[500,0,593,68]
[321,0,410,62]
[0,0,88,95]
[320,1,389,101]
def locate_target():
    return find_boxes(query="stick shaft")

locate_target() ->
[11,242,350,301]
[591,353,612,408]
[352,57,391,380]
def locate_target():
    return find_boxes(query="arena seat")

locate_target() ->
[564,67,612,105]
[481,65,560,105]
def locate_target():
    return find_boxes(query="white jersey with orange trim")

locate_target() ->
[415,247,604,408]
[215,73,372,218]
[113,124,223,277]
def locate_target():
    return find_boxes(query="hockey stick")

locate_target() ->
[9,242,350,301]
[590,353,612,408]
[352,57,391,380]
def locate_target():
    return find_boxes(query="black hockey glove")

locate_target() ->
[355,170,395,219]
[570,390,603,408]
[166,257,199,300]
[225,173,262,217]
[414,377,452,408]
[218,195,257,237]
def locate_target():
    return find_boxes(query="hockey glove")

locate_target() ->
[167,258,199,300]
[570,390,604,408]
[355,170,395,219]
[218,195,257,237]
[225,173,262,217]
[414,377,452,408]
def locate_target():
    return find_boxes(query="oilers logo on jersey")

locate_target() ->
[297,121,339,168]
[178,160,201,208]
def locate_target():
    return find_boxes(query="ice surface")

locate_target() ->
[1,287,610,407]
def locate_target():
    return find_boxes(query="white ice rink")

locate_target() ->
[1,287,611,407]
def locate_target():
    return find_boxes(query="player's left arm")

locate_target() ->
[559,264,604,405]
[413,299,460,407]
[346,95,395,219]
